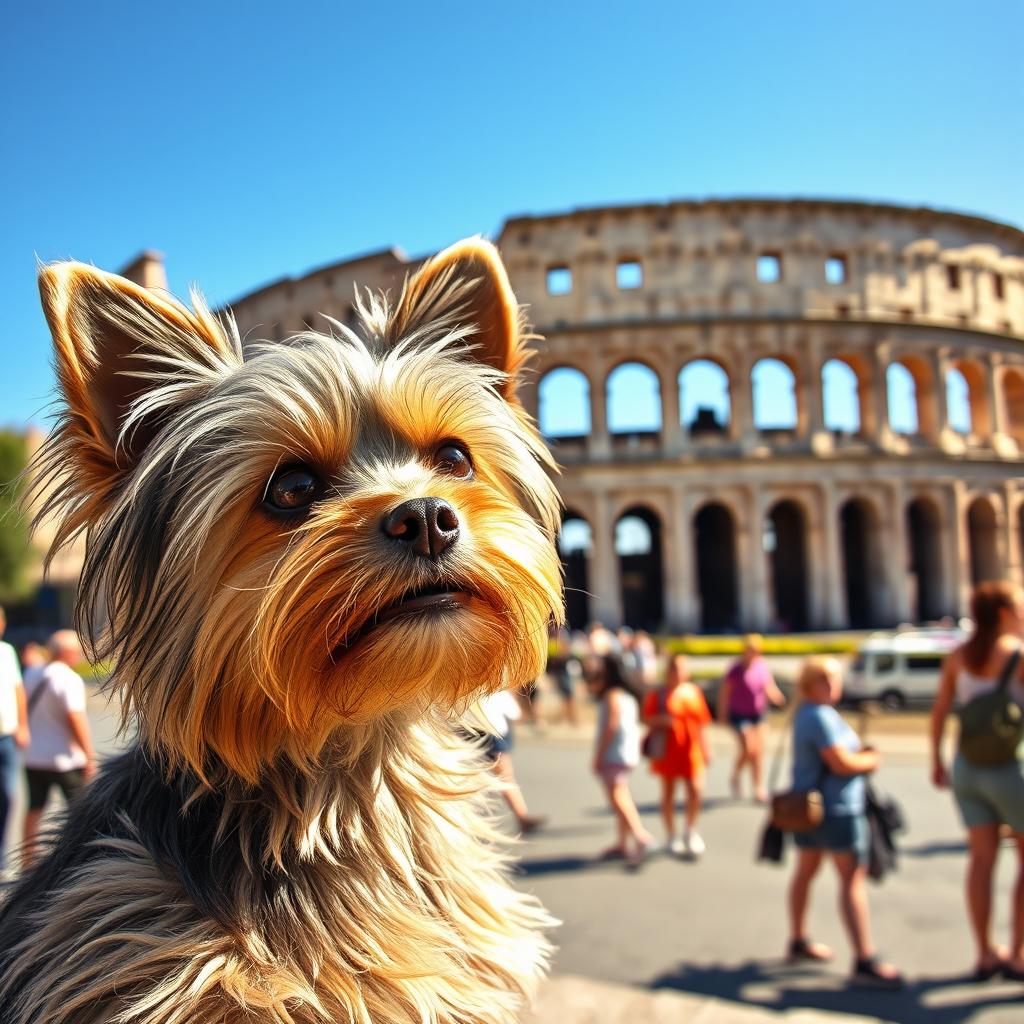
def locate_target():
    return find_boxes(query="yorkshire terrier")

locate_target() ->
[0,240,563,1024]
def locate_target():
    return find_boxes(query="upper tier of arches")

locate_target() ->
[532,327,1024,462]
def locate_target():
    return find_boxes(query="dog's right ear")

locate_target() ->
[38,262,236,483]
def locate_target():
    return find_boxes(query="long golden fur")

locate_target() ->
[0,239,563,1023]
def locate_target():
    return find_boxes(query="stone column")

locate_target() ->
[872,353,894,451]
[746,484,772,631]
[804,362,826,436]
[589,489,620,625]
[987,359,1013,455]
[666,485,697,631]
[931,351,951,446]
[659,363,685,455]
[947,481,971,617]
[589,370,611,459]
[733,353,757,449]
[819,484,847,629]
[886,481,913,623]
[1003,482,1022,587]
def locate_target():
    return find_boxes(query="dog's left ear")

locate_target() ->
[389,238,527,400]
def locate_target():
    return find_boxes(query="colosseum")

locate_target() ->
[119,198,1024,635]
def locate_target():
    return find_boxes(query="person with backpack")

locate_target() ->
[930,580,1024,982]
[642,654,712,857]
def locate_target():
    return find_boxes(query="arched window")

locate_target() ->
[946,368,971,434]
[538,367,590,438]
[886,362,919,435]
[559,513,593,630]
[967,497,1001,584]
[1005,370,1024,442]
[615,515,652,556]
[822,359,861,433]
[616,508,663,630]
[752,358,797,430]
[679,359,731,436]
[558,517,593,557]
[606,362,662,434]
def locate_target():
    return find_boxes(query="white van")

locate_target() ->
[843,628,966,709]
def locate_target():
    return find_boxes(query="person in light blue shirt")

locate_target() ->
[786,657,902,990]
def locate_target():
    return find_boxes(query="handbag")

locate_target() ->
[765,707,824,834]
[641,687,669,760]
[770,789,824,833]
[958,648,1024,768]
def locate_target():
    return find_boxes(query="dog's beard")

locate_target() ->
[145,485,561,783]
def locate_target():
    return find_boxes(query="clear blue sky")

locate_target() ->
[2,0,1021,431]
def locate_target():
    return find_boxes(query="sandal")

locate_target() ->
[851,956,904,990]
[787,938,833,963]
[1001,962,1024,982]
[972,959,1006,982]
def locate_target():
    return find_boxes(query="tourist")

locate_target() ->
[22,630,97,866]
[546,627,582,727]
[587,654,655,866]
[718,634,786,803]
[930,580,1024,981]
[470,688,547,834]
[786,656,902,988]
[0,607,30,875]
[632,630,660,687]
[642,654,712,856]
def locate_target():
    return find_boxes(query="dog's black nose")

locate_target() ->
[381,498,460,559]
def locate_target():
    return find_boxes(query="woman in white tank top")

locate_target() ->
[930,581,1024,981]
[587,654,653,867]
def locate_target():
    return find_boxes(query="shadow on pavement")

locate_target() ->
[650,959,1024,1023]
[901,839,968,858]
[586,797,732,817]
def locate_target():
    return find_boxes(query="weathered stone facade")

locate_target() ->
[156,200,1024,632]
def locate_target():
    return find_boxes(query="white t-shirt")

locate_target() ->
[0,640,21,737]
[24,661,88,771]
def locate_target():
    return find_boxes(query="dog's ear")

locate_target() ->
[38,262,236,478]
[389,238,528,400]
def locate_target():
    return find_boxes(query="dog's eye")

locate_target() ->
[434,442,473,480]
[265,466,322,513]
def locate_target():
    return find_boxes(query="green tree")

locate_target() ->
[0,430,35,602]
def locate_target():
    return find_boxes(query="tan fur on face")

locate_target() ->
[31,241,562,781]
[10,239,563,1023]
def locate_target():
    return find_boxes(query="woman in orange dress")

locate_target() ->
[643,654,712,857]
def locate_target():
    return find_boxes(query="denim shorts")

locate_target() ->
[951,752,1024,833]
[793,812,869,864]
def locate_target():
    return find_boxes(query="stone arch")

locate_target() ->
[606,360,663,435]
[693,501,739,633]
[558,510,592,630]
[615,505,664,631]
[906,496,946,622]
[538,366,591,439]
[765,498,810,631]
[679,358,731,438]
[951,359,990,437]
[967,496,1002,585]
[840,496,887,628]
[822,358,862,434]
[752,357,799,432]
[887,355,937,439]
[1004,368,1024,443]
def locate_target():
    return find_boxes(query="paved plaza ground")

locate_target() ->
[5,683,1024,1023]
[511,721,1024,1023]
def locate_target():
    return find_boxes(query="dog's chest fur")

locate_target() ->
[0,718,550,1024]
